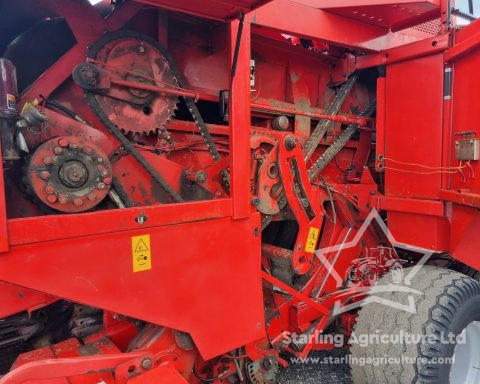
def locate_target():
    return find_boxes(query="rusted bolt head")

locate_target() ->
[195,171,208,184]
[58,138,69,148]
[97,182,106,190]
[43,157,53,165]
[58,195,68,204]
[40,171,50,180]
[73,197,84,206]
[284,136,296,151]
[47,195,57,203]
[45,185,55,194]
[54,146,63,155]
[69,143,78,150]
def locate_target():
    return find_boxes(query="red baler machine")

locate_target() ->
[0,0,480,383]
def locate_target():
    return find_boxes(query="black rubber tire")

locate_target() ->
[350,266,480,384]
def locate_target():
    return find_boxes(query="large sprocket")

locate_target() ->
[86,32,178,136]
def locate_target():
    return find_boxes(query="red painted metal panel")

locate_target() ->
[230,20,252,219]
[313,0,440,31]
[135,0,273,21]
[0,146,7,252]
[0,214,264,360]
[7,199,232,246]
[0,282,57,318]
[249,0,389,50]
[452,211,480,271]
[450,48,480,194]
[388,212,449,250]
[384,54,444,199]
[382,54,448,250]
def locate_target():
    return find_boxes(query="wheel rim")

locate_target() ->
[391,266,403,285]
[450,321,480,384]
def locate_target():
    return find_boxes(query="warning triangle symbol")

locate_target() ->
[135,239,149,252]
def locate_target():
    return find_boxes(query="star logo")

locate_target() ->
[315,208,434,315]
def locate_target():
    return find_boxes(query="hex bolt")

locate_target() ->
[47,195,57,203]
[137,45,145,54]
[54,146,63,155]
[58,138,69,148]
[97,182,106,190]
[285,136,296,151]
[73,198,84,206]
[70,143,78,150]
[141,358,152,370]
[101,169,108,177]
[195,171,208,184]
[43,157,53,165]
[103,177,112,185]
[301,198,310,208]
[40,171,50,180]
[251,197,260,206]
[136,213,147,225]
[58,195,68,204]
[45,185,55,194]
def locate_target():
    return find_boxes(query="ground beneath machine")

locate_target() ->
[277,349,351,384]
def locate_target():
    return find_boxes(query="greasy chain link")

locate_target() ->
[160,42,221,162]
[302,72,359,162]
[262,73,361,229]
[308,99,377,181]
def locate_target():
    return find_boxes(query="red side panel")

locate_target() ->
[0,214,264,360]
[384,54,449,250]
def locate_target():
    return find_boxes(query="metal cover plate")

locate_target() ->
[134,0,273,20]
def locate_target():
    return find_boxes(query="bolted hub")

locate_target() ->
[58,160,89,188]
[27,136,113,213]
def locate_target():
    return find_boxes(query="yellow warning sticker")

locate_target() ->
[131,234,151,272]
[305,227,320,253]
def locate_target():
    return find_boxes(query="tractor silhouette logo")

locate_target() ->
[315,209,434,315]
[345,246,405,288]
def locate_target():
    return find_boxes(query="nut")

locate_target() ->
[73,198,84,206]
[45,185,55,194]
[140,358,152,370]
[284,136,296,151]
[40,171,50,180]
[47,195,57,203]
[58,138,69,148]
